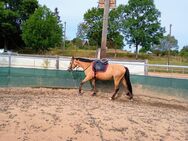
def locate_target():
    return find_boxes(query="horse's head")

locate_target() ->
[68,56,78,71]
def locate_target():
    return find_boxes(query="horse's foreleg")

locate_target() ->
[78,76,93,95]
[78,82,84,95]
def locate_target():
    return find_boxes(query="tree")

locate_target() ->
[121,0,164,59]
[54,7,61,23]
[22,6,62,53]
[76,22,88,40]
[72,38,83,48]
[0,1,17,49]
[77,7,124,49]
[108,7,124,50]
[0,0,38,50]
[80,8,103,47]
[152,35,179,56]
[180,45,188,57]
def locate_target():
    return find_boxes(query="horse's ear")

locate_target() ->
[72,56,74,59]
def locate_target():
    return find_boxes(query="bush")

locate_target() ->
[22,6,62,52]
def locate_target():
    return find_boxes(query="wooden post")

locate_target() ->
[167,24,172,66]
[56,56,59,70]
[63,22,66,50]
[100,0,110,59]
[144,60,148,75]
[9,54,11,67]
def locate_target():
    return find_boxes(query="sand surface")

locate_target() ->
[0,88,188,141]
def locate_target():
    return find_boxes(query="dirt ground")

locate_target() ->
[0,87,188,141]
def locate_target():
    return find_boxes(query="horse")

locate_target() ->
[68,56,133,100]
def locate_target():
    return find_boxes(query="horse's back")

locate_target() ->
[95,63,125,80]
[109,63,126,74]
[109,63,125,69]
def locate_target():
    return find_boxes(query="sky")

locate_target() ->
[38,0,188,50]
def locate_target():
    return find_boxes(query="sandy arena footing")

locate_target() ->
[0,88,187,141]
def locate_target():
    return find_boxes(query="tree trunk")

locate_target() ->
[135,44,138,60]
[114,45,117,58]
[4,38,7,51]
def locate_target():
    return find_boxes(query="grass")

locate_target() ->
[148,66,188,74]
[148,56,188,66]
[18,47,188,74]
[48,48,188,66]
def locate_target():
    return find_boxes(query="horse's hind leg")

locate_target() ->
[110,88,119,100]
[110,76,123,100]
[89,80,94,91]
[121,78,133,99]
[91,78,96,96]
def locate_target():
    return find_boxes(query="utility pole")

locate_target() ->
[100,0,110,59]
[167,24,172,65]
[63,22,66,50]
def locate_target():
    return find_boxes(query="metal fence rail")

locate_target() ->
[147,64,188,75]
[1,53,188,77]
[0,54,146,75]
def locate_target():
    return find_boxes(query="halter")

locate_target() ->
[70,59,91,72]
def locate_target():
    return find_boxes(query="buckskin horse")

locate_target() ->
[68,56,133,100]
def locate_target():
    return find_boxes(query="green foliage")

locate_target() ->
[0,2,18,33]
[80,8,103,47]
[64,38,96,51]
[121,0,164,59]
[72,38,83,48]
[19,0,39,22]
[77,7,124,49]
[77,23,88,40]
[180,45,188,57]
[0,0,38,49]
[78,1,164,59]
[54,7,61,23]
[22,6,62,53]
[152,35,179,56]
[107,7,125,49]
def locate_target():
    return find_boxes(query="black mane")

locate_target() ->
[75,57,94,63]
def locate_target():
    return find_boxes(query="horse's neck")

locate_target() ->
[78,61,91,70]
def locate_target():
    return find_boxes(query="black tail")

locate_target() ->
[124,67,132,94]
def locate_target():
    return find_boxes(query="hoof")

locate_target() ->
[129,96,133,101]
[126,92,131,96]
[77,93,82,96]
[110,97,115,100]
[91,93,96,96]
[127,93,133,100]
[129,98,133,102]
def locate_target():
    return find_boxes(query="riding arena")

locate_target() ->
[0,54,188,141]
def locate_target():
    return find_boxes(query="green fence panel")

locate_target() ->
[0,67,90,89]
[131,75,188,98]
[131,75,188,90]
[0,67,188,99]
